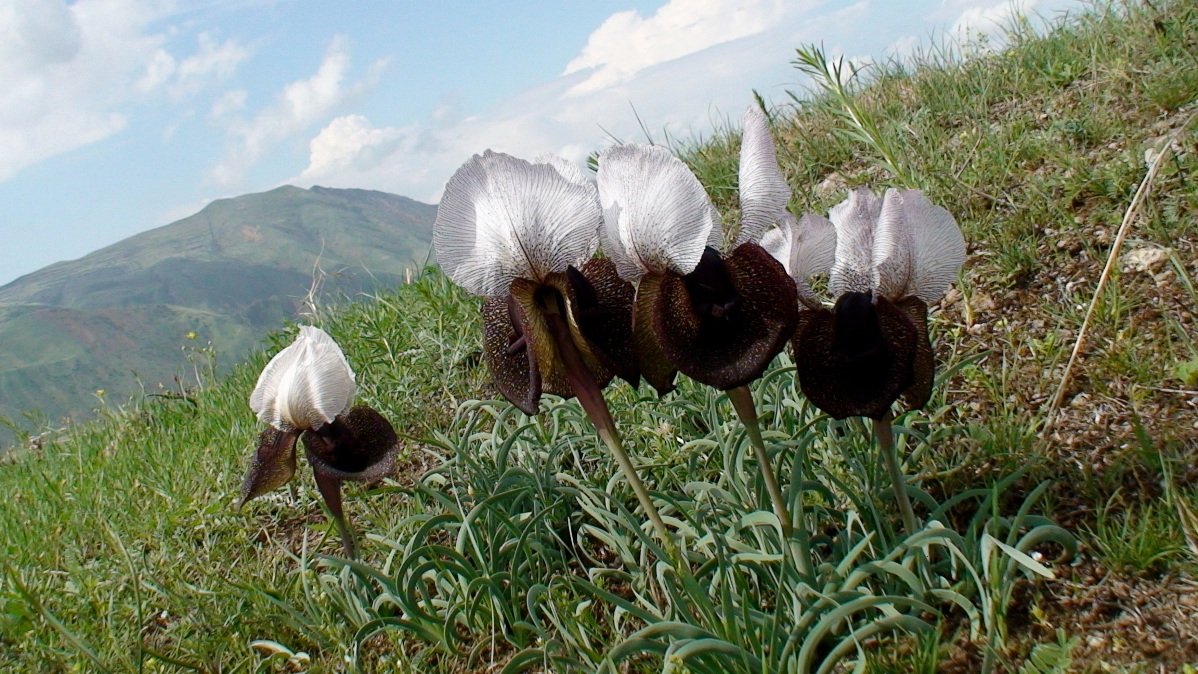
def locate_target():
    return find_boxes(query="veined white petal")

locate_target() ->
[760,222,792,275]
[736,103,791,246]
[871,188,915,301]
[790,213,837,284]
[434,150,601,297]
[827,188,881,295]
[250,326,356,431]
[597,144,720,283]
[534,153,590,187]
[762,212,836,307]
[897,189,966,302]
[706,202,725,250]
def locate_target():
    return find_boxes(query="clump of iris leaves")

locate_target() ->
[234,101,1076,673]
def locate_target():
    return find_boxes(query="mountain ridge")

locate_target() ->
[0,184,438,443]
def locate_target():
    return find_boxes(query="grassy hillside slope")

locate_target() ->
[0,186,436,443]
[2,2,1197,672]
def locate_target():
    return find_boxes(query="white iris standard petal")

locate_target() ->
[250,325,356,432]
[434,150,602,298]
[871,188,916,301]
[762,212,837,307]
[827,187,883,296]
[896,189,966,303]
[736,103,791,247]
[597,144,720,283]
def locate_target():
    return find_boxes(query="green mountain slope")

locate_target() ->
[0,185,436,441]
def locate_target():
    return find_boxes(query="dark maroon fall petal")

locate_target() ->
[238,427,300,506]
[566,258,640,388]
[311,469,356,557]
[482,293,544,415]
[896,296,935,412]
[631,273,680,396]
[650,243,799,391]
[303,406,398,481]
[793,294,918,420]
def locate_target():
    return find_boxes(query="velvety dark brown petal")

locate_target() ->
[793,293,917,420]
[238,427,300,506]
[565,258,639,387]
[650,243,799,391]
[482,294,543,415]
[302,406,398,481]
[895,296,934,411]
[512,279,577,399]
[632,272,680,396]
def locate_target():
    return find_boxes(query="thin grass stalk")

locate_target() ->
[1042,110,1198,436]
[876,412,918,536]
[540,293,679,563]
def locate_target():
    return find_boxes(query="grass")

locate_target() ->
[3,1,1198,671]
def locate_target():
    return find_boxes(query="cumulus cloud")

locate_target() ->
[937,0,1086,45]
[289,1,854,203]
[297,115,407,182]
[562,0,791,95]
[288,0,1090,206]
[211,36,383,186]
[0,0,251,182]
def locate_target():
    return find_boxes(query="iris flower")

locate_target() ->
[433,150,675,553]
[764,187,965,532]
[240,325,398,557]
[596,104,799,536]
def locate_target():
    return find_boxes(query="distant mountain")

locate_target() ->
[0,185,436,444]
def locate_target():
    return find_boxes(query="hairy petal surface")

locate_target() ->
[598,144,719,283]
[794,294,918,420]
[434,150,601,297]
[736,103,791,246]
[827,188,883,296]
[249,325,355,432]
[650,243,798,391]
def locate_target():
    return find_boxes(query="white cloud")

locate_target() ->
[940,0,1087,46]
[563,0,790,95]
[297,115,407,182]
[210,89,248,118]
[211,36,382,186]
[0,0,251,182]
[288,1,860,203]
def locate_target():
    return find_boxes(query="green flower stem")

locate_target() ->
[875,412,917,536]
[728,386,812,577]
[541,296,679,563]
[727,386,793,538]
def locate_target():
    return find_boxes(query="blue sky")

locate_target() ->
[0,0,1089,286]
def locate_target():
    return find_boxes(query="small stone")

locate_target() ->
[815,172,848,198]
[1122,246,1171,273]
[971,291,997,313]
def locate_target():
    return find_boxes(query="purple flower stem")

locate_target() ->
[541,295,680,563]
[313,471,357,558]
